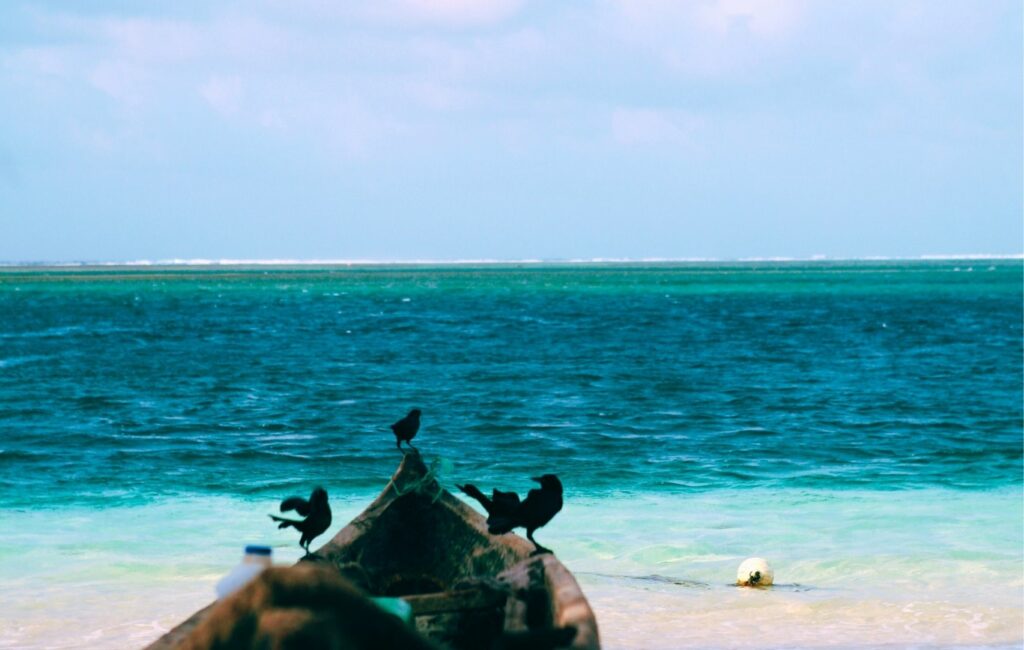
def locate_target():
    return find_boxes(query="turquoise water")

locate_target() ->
[0,261,1021,648]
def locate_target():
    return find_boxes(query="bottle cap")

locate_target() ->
[244,545,272,556]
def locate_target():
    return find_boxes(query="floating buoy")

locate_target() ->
[736,557,773,587]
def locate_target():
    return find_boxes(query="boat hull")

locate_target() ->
[145,452,599,649]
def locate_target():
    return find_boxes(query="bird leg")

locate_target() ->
[527,529,553,556]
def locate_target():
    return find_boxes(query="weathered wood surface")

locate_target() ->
[404,588,507,617]
[173,564,439,650]
[146,605,215,650]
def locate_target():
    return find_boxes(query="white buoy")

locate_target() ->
[736,557,774,587]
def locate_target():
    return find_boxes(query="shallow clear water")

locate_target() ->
[0,261,1021,648]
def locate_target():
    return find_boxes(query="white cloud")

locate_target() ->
[696,0,805,39]
[88,60,148,107]
[257,108,287,130]
[200,75,244,117]
[611,108,702,147]
[609,0,805,39]
[4,0,1013,168]
[392,0,525,27]
[404,79,479,111]
[97,17,201,62]
[605,0,808,75]
[282,0,527,28]
[4,46,67,77]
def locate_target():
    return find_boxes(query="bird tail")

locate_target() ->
[456,484,493,514]
[269,514,298,530]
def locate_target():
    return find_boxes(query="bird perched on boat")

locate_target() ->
[269,486,332,556]
[456,475,563,555]
[390,408,421,451]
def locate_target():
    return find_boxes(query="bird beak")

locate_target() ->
[531,476,542,483]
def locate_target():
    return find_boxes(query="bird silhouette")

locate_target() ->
[457,475,563,555]
[390,409,421,451]
[269,486,332,556]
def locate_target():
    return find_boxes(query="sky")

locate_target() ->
[0,0,1021,262]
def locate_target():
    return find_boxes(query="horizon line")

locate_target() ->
[1,254,1022,268]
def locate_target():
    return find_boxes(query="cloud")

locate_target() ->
[88,60,149,107]
[605,0,809,76]
[611,108,702,147]
[280,0,527,28]
[2,0,1016,167]
[3,5,554,160]
[389,0,526,27]
[696,0,805,39]
[200,75,244,116]
[3,46,67,77]
[0,0,1019,260]
[403,80,479,111]
[609,0,806,40]
[93,17,201,62]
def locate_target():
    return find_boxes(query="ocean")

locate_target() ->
[0,261,1020,649]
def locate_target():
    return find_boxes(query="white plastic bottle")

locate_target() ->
[215,545,273,600]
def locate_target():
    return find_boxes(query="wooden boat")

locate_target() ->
[145,452,600,649]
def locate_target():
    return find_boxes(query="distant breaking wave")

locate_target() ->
[1,254,1022,267]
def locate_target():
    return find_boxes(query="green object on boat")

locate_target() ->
[371,596,413,623]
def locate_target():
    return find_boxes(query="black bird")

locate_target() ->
[457,474,563,555]
[390,409,421,451]
[269,486,332,556]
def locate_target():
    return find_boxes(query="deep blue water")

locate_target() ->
[0,261,1020,507]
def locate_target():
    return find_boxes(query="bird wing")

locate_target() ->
[391,413,410,428]
[485,489,522,534]
[519,487,562,527]
[491,489,521,512]
[280,496,312,516]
